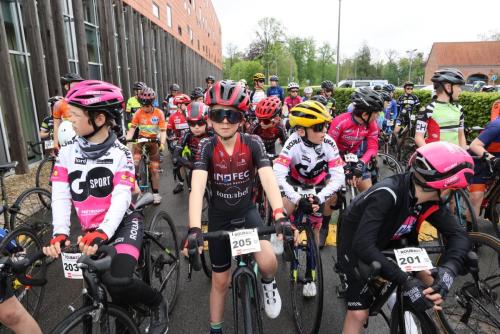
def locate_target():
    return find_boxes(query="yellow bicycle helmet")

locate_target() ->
[253,73,265,81]
[289,100,332,128]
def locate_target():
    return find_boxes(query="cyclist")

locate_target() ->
[205,75,215,92]
[302,86,313,101]
[168,94,191,194]
[468,117,500,217]
[382,84,398,132]
[125,81,146,122]
[320,80,337,116]
[53,73,84,149]
[239,78,249,91]
[44,80,168,334]
[126,87,167,204]
[190,86,205,103]
[266,75,285,102]
[328,88,382,193]
[393,81,420,137]
[249,72,267,115]
[284,82,302,111]
[248,96,287,156]
[275,100,345,255]
[162,83,180,119]
[40,96,60,141]
[184,80,293,334]
[172,102,213,189]
[338,141,473,333]
[415,68,467,149]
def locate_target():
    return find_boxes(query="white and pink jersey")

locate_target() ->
[273,132,345,204]
[51,139,135,238]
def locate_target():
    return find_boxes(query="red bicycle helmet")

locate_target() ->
[205,80,249,112]
[173,94,191,106]
[409,142,474,190]
[255,96,282,119]
[187,102,208,121]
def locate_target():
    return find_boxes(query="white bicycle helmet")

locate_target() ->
[288,82,299,90]
[304,86,313,94]
[58,120,76,146]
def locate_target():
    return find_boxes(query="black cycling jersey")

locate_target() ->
[338,172,470,286]
[194,132,271,214]
[396,94,420,124]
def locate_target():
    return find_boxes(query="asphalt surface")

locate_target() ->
[34,154,499,334]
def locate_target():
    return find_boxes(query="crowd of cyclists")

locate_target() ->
[1,65,498,334]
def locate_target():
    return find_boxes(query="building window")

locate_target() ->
[188,25,193,42]
[83,0,102,80]
[152,2,160,18]
[62,0,79,72]
[178,25,182,36]
[166,5,172,28]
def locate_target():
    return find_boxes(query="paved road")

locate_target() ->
[35,156,499,334]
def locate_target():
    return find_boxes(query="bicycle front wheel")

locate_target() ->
[49,304,140,334]
[237,274,263,334]
[0,226,46,320]
[10,188,52,244]
[487,185,500,238]
[35,156,55,191]
[138,158,150,192]
[145,210,180,314]
[372,152,404,184]
[438,232,500,333]
[389,302,441,334]
[289,225,324,334]
[447,189,479,232]
[397,136,416,168]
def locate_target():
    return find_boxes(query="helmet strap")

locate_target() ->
[441,83,454,103]
[83,117,105,140]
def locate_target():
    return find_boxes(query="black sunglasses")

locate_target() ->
[139,99,153,106]
[405,87,414,90]
[188,119,206,127]
[257,79,265,83]
[209,109,243,124]
[311,122,328,132]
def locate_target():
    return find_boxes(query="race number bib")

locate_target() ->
[44,140,54,150]
[344,153,359,163]
[229,228,261,257]
[176,123,189,130]
[394,248,433,272]
[61,252,83,279]
[410,114,416,121]
[386,120,394,127]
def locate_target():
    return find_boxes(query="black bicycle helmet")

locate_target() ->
[170,83,180,91]
[206,75,215,83]
[60,73,84,85]
[431,68,465,85]
[132,81,147,91]
[403,81,414,88]
[351,87,385,112]
[382,84,396,92]
[373,85,382,91]
[379,90,392,102]
[321,80,334,91]
[270,75,279,82]
[48,96,63,110]
[191,86,205,99]
[310,95,328,106]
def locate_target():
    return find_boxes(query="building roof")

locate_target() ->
[428,41,500,66]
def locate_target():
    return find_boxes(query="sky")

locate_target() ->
[212,0,500,61]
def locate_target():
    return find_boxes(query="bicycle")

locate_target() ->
[395,113,417,167]
[287,185,324,334]
[367,152,404,185]
[188,221,282,334]
[0,226,47,323]
[35,153,56,191]
[129,138,159,193]
[0,162,52,243]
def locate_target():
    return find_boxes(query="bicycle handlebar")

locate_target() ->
[0,251,47,286]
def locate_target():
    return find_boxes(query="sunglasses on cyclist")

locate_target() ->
[139,99,153,106]
[260,118,274,125]
[290,90,299,93]
[209,109,244,124]
[188,119,206,127]
[257,79,265,83]
[405,87,414,90]
[311,122,328,132]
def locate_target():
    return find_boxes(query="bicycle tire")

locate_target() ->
[146,210,180,314]
[397,136,416,168]
[487,185,500,238]
[437,232,500,334]
[49,304,140,334]
[389,302,440,334]
[448,189,479,233]
[0,226,46,320]
[9,188,52,244]
[238,274,263,334]
[138,158,150,192]
[371,152,404,184]
[35,156,55,190]
[289,224,324,334]
[201,191,212,278]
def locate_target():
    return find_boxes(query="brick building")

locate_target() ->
[424,41,500,84]
[0,0,222,172]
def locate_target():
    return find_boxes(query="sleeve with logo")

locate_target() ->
[50,146,73,236]
[98,149,135,238]
[194,137,213,171]
[317,137,345,203]
[360,121,379,163]
[416,102,434,135]
[249,135,272,169]
[273,135,302,204]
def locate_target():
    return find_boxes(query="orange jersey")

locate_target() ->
[131,107,166,139]
[52,99,71,120]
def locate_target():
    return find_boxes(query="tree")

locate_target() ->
[354,43,374,78]
[253,17,286,78]
[229,60,264,84]
[317,42,335,81]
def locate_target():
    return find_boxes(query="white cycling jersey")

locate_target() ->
[273,132,345,204]
[51,139,136,238]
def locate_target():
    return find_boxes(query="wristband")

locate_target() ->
[273,207,285,220]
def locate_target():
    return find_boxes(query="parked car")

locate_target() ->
[338,79,388,89]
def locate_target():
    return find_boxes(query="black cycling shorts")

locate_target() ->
[108,211,144,261]
[208,205,264,273]
[339,255,374,310]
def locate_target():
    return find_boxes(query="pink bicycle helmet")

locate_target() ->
[65,80,123,119]
[187,102,208,121]
[409,142,474,190]
[255,96,282,119]
[205,80,249,112]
